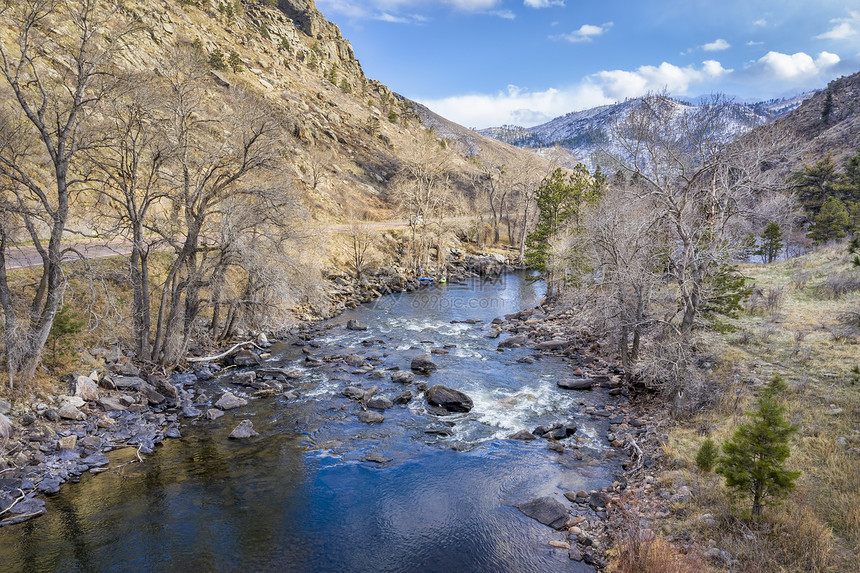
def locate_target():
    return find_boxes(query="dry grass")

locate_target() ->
[609,536,707,573]
[661,241,860,572]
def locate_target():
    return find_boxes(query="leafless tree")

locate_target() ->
[0,0,132,386]
[149,46,284,365]
[604,93,796,335]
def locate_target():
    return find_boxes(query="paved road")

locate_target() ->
[3,217,479,270]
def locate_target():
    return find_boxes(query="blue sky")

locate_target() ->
[315,0,860,129]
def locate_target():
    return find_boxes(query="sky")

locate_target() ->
[314,0,860,130]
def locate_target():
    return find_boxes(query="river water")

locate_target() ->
[0,273,627,572]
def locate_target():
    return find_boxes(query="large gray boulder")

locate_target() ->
[515,496,569,529]
[74,376,100,402]
[357,410,384,424]
[425,385,473,414]
[391,371,415,384]
[366,396,393,411]
[0,413,12,446]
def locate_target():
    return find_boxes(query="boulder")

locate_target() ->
[74,376,100,402]
[498,334,528,349]
[341,387,365,401]
[139,383,166,405]
[344,354,365,367]
[557,378,593,391]
[110,375,145,390]
[508,429,537,441]
[228,419,259,439]
[363,451,391,463]
[232,349,259,367]
[0,400,10,415]
[515,496,569,529]
[215,392,248,410]
[57,435,77,452]
[410,355,438,374]
[391,371,415,384]
[57,403,86,421]
[357,410,384,424]
[206,409,224,421]
[346,319,368,331]
[366,396,393,410]
[392,391,413,405]
[98,397,127,412]
[425,385,473,414]
[0,413,13,445]
[154,377,180,400]
[61,396,85,409]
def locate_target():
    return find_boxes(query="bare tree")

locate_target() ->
[0,0,131,386]
[392,129,452,271]
[86,78,169,362]
[149,47,284,365]
[604,94,795,335]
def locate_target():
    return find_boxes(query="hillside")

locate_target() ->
[479,95,810,169]
[772,70,860,164]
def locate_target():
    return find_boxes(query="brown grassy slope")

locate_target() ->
[662,243,860,572]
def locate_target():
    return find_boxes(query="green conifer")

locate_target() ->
[717,376,800,518]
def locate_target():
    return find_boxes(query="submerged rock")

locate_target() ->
[357,410,384,424]
[497,334,527,349]
[346,319,368,331]
[425,385,473,414]
[391,371,415,384]
[508,429,537,441]
[515,496,569,529]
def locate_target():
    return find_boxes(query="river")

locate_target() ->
[0,273,627,572]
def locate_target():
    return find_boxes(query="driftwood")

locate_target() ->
[185,340,255,363]
[626,435,645,473]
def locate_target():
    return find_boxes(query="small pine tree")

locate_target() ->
[228,51,243,72]
[696,437,719,473]
[849,235,860,268]
[808,196,850,244]
[208,48,227,70]
[48,304,85,364]
[717,375,800,518]
[388,109,398,123]
[821,86,834,123]
[757,221,783,263]
[339,77,352,94]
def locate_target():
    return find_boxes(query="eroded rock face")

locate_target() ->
[425,385,473,414]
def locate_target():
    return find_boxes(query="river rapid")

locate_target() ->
[0,273,628,572]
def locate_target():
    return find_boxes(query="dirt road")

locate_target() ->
[3,217,479,270]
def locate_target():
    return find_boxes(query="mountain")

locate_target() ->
[478,94,813,169]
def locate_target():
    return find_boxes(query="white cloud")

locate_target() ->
[490,9,516,19]
[556,22,613,43]
[703,38,731,52]
[417,60,731,128]
[753,19,767,27]
[816,11,859,41]
[747,40,764,46]
[443,0,502,10]
[756,51,840,80]
[524,0,565,7]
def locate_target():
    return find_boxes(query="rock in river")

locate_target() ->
[411,356,438,374]
[515,496,569,529]
[366,396,393,411]
[358,410,384,424]
[425,385,473,414]
[391,371,415,384]
[557,378,593,390]
[228,419,259,439]
[508,429,537,441]
[497,334,528,349]
[215,392,248,410]
[346,319,368,331]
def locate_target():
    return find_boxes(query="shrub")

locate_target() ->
[228,50,243,72]
[208,47,227,70]
[695,437,719,472]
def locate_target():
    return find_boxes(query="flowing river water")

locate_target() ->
[0,273,628,572]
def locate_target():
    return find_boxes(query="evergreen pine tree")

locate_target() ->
[808,196,850,244]
[695,437,719,473]
[717,376,800,518]
[48,304,85,363]
[757,221,783,263]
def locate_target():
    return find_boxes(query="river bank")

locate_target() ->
[0,268,664,571]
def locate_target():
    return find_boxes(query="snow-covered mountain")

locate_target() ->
[478,94,814,168]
